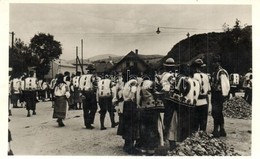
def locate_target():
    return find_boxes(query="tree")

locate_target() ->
[9,38,31,76]
[29,33,62,79]
[219,19,252,74]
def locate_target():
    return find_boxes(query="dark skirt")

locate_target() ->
[138,110,160,149]
[117,101,139,140]
[53,96,67,119]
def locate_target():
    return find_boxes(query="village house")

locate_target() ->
[44,59,76,80]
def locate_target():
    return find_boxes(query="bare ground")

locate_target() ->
[8,101,251,156]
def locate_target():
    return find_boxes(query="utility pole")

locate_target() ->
[81,39,83,69]
[9,31,15,50]
[76,46,78,73]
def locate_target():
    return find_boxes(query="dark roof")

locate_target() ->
[110,51,151,71]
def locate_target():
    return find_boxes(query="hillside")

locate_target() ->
[162,25,252,74]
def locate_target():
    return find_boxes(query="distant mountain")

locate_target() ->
[88,54,119,62]
[67,54,119,64]
[93,53,164,64]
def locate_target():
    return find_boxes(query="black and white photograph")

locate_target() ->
[1,0,259,157]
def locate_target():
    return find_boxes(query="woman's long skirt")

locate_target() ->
[53,96,67,119]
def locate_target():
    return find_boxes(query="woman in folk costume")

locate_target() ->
[190,59,211,131]
[117,78,139,155]
[112,73,125,134]
[211,60,230,137]
[53,73,70,127]
[135,76,164,155]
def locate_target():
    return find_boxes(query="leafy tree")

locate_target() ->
[29,33,62,79]
[219,19,252,74]
[9,38,32,76]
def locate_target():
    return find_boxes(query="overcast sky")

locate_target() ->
[9,3,252,60]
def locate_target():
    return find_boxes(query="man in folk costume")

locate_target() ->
[211,60,230,137]
[243,68,252,104]
[96,75,119,130]
[37,78,43,101]
[8,76,12,116]
[159,58,177,151]
[10,73,22,108]
[53,73,70,127]
[117,78,139,155]
[190,59,211,131]
[72,71,82,110]
[20,73,27,108]
[23,71,38,117]
[80,65,98,129]
[41,79,49,102]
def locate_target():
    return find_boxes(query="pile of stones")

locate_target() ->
[223,96,252,120]
[168,131,240,156]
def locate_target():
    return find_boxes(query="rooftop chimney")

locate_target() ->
[135,49,138,55]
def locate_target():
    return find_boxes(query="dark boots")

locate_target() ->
[100,113,107,130]
[57,118,65,127]
[169,140,177,151]
[212,123,226,137]
[27,110,31,117]
[219,124,227,137]
[212,123,220,138]
[109,112,119,128]
[9,109,12,116]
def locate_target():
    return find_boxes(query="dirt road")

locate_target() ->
[8,101,251,156]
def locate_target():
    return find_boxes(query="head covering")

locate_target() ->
[56,73,65,84]
[163,58,177,67]
[191,58,206,67]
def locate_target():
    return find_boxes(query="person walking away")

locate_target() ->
[97,75,119,130]
[10,73,22,108]
[72,71,82,110]
[23,71,38,117]
[191,59,211,132]
[79,66,98,129]
[211,61,230,137]
[53,73,70,127]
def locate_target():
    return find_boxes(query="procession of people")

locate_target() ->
[8,57,252,156]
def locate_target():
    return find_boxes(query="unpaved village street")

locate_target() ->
[8,101,251,156]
